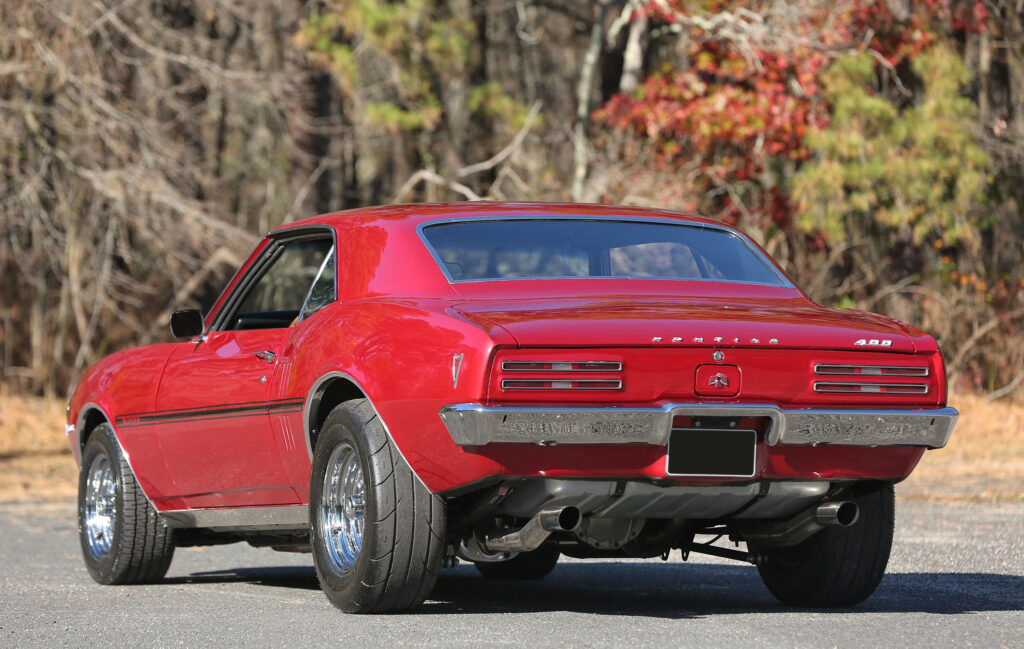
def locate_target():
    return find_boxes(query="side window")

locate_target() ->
[230,238,333,330]
[298,246,335,321]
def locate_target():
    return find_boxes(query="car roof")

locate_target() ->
[272,201,722,233]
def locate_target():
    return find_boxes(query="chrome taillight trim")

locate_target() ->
[813,382,929,394]
[501,361,623,372]
[814,364,929,377]
[501,379,623,390]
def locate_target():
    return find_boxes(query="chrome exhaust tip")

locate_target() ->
[816,501,859,527]
[537,506,582,533]
[483,506,582,554]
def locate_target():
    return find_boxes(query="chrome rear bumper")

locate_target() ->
[438,403,957,448]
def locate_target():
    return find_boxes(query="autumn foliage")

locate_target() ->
[595,0,964,228]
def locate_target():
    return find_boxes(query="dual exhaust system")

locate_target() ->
[466,498,858,559]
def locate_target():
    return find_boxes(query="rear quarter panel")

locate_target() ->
[273,297,515,494]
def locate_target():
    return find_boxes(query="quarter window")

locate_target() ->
[229,238,334,330]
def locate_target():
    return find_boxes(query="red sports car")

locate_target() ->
[68,202,956,612]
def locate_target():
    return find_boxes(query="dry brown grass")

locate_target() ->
[900,392,1024,502]
[0,391,77,502]
[0,390,1020,503]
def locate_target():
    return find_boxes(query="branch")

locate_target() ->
[948,307,1024,375]
[455,101,542,179]
[393,170,483,203]
[393,101,542,203]
[572,2,612,201]
[987,368,1024,402]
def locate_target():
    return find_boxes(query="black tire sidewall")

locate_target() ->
[78,425,126,584]
[755,484,895,607]
[309,408,375,610]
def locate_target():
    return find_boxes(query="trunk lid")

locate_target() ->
[451,297,917,353]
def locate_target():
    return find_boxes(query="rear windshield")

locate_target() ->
[420,218,788,286]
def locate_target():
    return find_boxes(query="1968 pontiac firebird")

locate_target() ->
[68,202,957,612]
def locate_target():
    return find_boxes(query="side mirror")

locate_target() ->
[170,309,205,340]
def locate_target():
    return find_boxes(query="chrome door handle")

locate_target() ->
[254,350,276,364]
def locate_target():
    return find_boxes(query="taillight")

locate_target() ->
[501,361,623,372]
[813,364,929,377]
[497,359,624,392]
[501,378,622,390]
[812,364,930,395]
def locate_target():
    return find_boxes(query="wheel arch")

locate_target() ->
[75,402,114,467]
[74,402,159,508]
[304,372,366,458]
[303,371,431,492]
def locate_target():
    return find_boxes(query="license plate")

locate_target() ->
[666,428,757,477]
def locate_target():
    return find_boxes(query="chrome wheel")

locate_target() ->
[84,454,117,560]
[320,442,365,572]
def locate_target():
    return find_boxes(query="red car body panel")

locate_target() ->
[67,202,952,509]
[150,328,298,508]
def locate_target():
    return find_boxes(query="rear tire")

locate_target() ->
[78,423,175,584]
[475,546,560,580]
[310,399,446,613]
[754,484,895,607]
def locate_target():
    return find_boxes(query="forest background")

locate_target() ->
[1,0,1022,403]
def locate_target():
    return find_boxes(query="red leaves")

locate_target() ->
[597,0,952,227]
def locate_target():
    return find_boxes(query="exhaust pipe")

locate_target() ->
[483,506,582,553]
[816,501,859,527]
[737,500,860,549]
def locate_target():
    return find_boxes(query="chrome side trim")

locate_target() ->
[159,504,308,531]
[437,403,958,449]
[303,371,433,492]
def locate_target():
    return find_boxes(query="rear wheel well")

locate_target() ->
[307,376,365,454]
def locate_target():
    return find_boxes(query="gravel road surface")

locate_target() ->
[1,498,1021,648]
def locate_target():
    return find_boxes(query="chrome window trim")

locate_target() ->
[813,364,930,377]
[297,243,336,323]
[209,224,338,333]
[415,215,794,288]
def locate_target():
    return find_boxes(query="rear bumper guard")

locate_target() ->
[438,403,957,449]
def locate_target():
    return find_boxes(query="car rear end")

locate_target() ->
[418,210,956,606]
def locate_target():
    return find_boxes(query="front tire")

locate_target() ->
[78,423,175,584]
[754,484,895,607]
[310,399,445,613]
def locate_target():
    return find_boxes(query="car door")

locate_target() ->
[154,233,335,508]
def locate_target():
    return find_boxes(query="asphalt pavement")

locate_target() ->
[0,498,1021,648]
